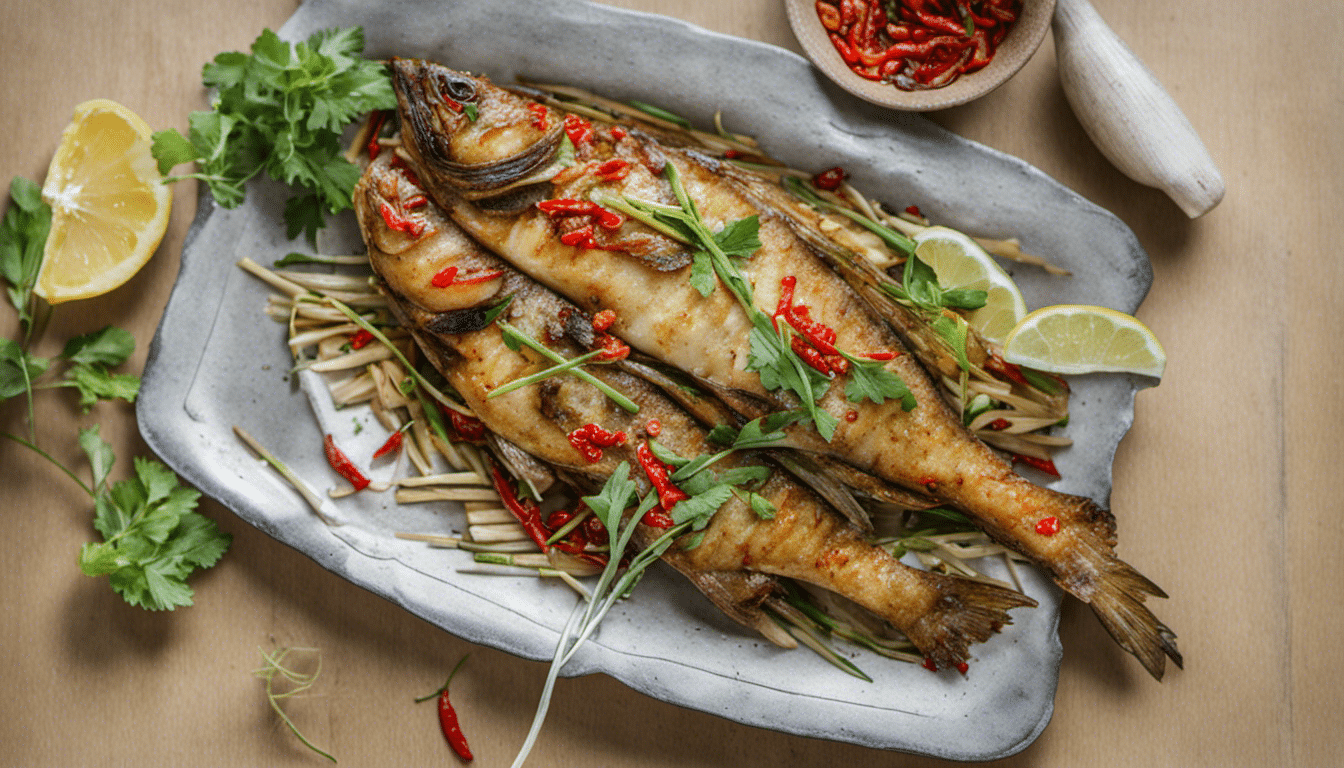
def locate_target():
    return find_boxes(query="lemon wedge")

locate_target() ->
[1002,304,1166,378]
[913,226,1027,343]
[35,99,172,304]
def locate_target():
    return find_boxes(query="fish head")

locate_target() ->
[390,58,565,194]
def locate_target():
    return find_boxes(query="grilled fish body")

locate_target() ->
[355,151,1034,669]
[386,59,1181,680]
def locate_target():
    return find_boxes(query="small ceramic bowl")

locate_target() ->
[784,0,1056,111]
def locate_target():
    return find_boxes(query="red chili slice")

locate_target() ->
[323,434,370,491]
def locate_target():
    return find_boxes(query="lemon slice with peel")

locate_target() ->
[1003,304,1166,378]
[913,226,1027,343]
[35,99,172,304]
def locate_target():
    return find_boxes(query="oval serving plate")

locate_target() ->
[138,0,1152,760]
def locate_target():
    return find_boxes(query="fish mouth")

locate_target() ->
[391,58,565,193]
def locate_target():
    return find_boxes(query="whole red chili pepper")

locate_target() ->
[415,655,473,762]
[323,434,370,491]
[489,464,552,550]
[446,409,487,442]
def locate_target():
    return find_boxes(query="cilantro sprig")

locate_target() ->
[152,27,397,243]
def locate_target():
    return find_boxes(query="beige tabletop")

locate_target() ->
[1,1,1339,766]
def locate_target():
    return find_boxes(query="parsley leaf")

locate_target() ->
[0,338,49,400]
[152,26,396,243]
[77,431,231,611]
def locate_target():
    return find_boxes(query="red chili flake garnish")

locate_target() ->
[389,154,424,188]
[582,514,609,546]
[563,113,594,147]
[922,657,939,672]
[566,423,628,463]
[1014,454,1061,478]
[595,332,630,361]
[323,434,370,491]
[812,166,847,191]
[641,508,675,528]
[774,275,851,376]
[1035,516,1060,536]
[560,224,598,249]
[918,476,938,488]
[591,309,617,332]
[446,409,487,442]
[430,265,505,289]
[347,329,375,350]
[636,442,688,512]
[985,351,1032,388]
[379,201,426,238]
[956,662,970,675]
[537,198,623,230]
[644,418,662,437]
[416,656,474,762]
[905,204,923,217]
[595,158,631,182]
[490,465,552,549]
[403,194,428,210]
[724,149,744,160]
[365,110,388,159]
[987,418,1011,431]
[526,102,549,131]
[372,430,404,460]
[845,410,859,422]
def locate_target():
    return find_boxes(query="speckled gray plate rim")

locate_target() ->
[138,0,1153,760]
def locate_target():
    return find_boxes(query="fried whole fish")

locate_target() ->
[354,150,1035,669]
[386,58,1181,680]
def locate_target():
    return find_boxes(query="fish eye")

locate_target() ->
[436,74,477,103]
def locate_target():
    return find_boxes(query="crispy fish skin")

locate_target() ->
[355,151,1035,669]
[387,59,1181,679]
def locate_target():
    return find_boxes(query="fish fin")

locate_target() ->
[1081,543,1183,680]
[904,576,1037,671]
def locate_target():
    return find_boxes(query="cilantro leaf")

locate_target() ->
[0,176,52,332]
[60,326,135,366]
[0,338,48,400]
[60,363,140,411]
[78,448,230,611]
[153,26,396,240]
[843,358,916,409]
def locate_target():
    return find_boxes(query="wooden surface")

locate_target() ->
[1,1,1338,765]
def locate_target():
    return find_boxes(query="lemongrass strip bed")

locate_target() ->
[308,345,396,372]
[469,524,530,543]
[328,373,377,407]
[466,509,516,525]
[395,488,502,504]
[274,270,374,293]
[398,472,491,487]
[430,434,469,473]
[288,323,362,351]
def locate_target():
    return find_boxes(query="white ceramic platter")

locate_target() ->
[138,0,1153,760]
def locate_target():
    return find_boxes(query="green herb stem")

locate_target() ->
[0,430,94,497]
[495,319,638,413]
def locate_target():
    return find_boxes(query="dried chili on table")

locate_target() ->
[415,655,474,762]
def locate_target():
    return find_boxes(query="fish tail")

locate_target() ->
[904,576,1038,671]
[1077,539,1183,680]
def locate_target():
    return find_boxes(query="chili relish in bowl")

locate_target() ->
[785,0,1056,111]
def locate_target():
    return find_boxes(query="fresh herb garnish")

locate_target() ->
[493,318,639,413]
[606,163,916,441]
[74,427,231,610]
[152,27,397,243]
[0,177,51,338]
